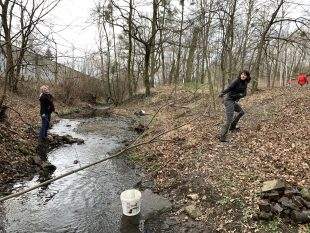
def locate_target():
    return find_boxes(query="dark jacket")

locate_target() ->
[220,78,249,101]
[39,93,55,115]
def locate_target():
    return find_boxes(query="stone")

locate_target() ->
[284,187,300,198]
[76,139,84,145]
[33,155,43,166]
[73,160,79,164]
[140,189,172,220]
[253,211,274,221]
[291,196,306,209]
[42,162,56,173]
[292,210,310,224]
[302,200,310,209]
[261,190,281,201]
[134,110,146,116]
[187,193,199,201]
[184,205,203,219]
[279,196,298,210]
[271,203,283,215]
[258,199,271,212]
[300,188,310,201]
[134,124,148,134]
[261,180,285,193]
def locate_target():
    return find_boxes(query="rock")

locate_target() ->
[42,162,56,173]
[291,196,306,209]
[33,155,43,166]
[258,199,271,212]
[253,211,274,221]
[61,135,84,145]
[301,188,310,201]
[187,193,199,201]
[140,189,172,220]
[284,187,300,198]
[279,196,298,210]
[261,180,285,193]
[184,205,203,219]
[261,190,281,201]
[271,203,283,215]
[76,139,84,145]
[301,199,310,209]
[134,110,146,116]
[73,160,79,164]
[134,124,148,134]
[292,210,310,224]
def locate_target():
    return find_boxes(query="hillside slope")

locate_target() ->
[116,85,310,232]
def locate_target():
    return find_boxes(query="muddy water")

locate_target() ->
[0,118,144,233]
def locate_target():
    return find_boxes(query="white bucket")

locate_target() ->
[120,189,142,216]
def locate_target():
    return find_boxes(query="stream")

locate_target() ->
[0,117,147,233]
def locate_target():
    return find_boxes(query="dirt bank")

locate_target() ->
[114,85,310,232]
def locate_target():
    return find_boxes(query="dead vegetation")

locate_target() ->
[115,85,310,232]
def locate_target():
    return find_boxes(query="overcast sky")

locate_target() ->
[47,0,98,60]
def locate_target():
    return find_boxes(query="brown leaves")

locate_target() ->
[119,86,310,231]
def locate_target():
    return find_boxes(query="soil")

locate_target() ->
[114,85,310,232]
[1,85,309,232]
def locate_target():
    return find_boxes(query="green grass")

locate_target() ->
[259,217,282,233]
[128,153,143,162]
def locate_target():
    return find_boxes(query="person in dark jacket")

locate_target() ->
[218,70,251,142]
[39,85,55,141]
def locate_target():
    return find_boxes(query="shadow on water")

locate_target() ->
[120,214,142,233]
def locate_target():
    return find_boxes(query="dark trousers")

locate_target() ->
[39,114,50,140]
[220,99,245,139]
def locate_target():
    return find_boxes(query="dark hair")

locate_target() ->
[239,70,251,83]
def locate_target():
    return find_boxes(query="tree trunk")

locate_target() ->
[1,0,15,95]
[174,0,185,84]
[159,2,167,84]
[144,45,151,96]
[102,21,112,100]
[252,0,284,91]
[240,0,254,69]
[127,0,133,97]
[185,27,199,83]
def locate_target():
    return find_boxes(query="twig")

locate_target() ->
[0,107,209,202]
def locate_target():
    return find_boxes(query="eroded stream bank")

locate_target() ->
[0,117,171,233]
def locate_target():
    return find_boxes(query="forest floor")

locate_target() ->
[0,85,309,232]
[115,84,310,233]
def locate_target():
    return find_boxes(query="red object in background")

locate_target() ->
[297,73,309,86]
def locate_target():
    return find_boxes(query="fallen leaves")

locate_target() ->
[117,85,310,231]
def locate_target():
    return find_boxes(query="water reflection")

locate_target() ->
[120,214,142,233]
[0,119,140,233]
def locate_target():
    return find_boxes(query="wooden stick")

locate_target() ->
[0,110,207,202]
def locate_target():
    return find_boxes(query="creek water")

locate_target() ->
[0,118,145,233]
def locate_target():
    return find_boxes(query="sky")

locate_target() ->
[47,0,309,63]
[47,0,98,61]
